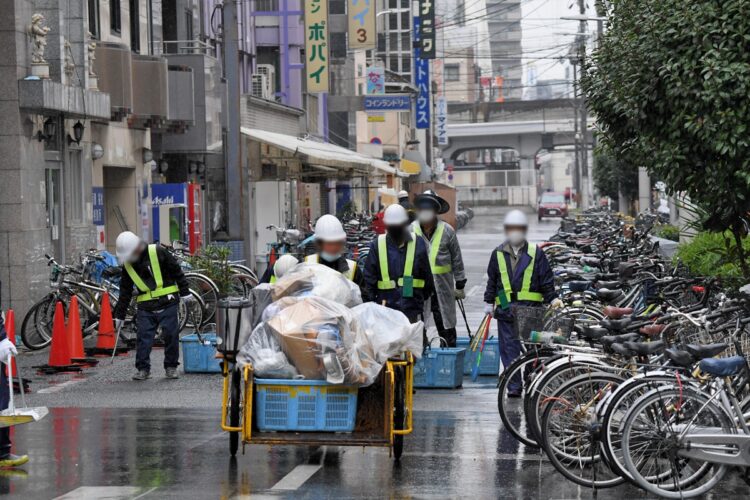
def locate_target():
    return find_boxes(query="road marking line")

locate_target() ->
[466,285,480,298]
[270,464,322,491]
[37,379,85,394]
[54,486,151,499]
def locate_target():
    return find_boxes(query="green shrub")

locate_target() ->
[674,232,750,280]
[653,224,680,242]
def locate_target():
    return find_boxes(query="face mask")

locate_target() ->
[387,226,408,243]
[320,251,340,262]
[417,209,436,224]
[506,230,526,246]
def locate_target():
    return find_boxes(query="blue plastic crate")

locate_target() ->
[413,347,465,388]
[456,337,501,376]
[180,333,222,373]
[254,379,358,432]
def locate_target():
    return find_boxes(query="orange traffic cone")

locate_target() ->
[86,292,128,357]
[4,309,17,377]
[47,301,74,368]
[67,296,98,367]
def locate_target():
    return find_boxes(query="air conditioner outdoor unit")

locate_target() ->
[251,73,269,99]
[256,64,276,99]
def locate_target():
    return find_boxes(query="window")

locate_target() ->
[67,150,85,223]
[445,64,460,81]
[185,9,194,40]
[457,0,466,26]
[110,0,121,34]
[129,0,140,52]
[388,13,398,31]
[88,0,100,38]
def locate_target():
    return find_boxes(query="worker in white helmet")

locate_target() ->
[363,204,433,322]
[113,231,193,381]
[397,189,415,223]
[483,209,560,397]
[259,254,299,283]
[304,214,366,295]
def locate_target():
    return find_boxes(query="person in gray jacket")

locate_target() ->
[412,190,466,346]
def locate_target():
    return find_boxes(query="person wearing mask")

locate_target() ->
[305,215,366,297]
[364,204,434,322]
[0,312,27,468]
[397,190,416,223]
[260,254,299,284]
[483,210,561,397]
[412,190,466,347]
[113,231,193,381]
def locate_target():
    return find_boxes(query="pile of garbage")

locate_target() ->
[237,263,423,387]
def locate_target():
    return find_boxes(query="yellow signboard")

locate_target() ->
[305,0,329,93]
[367,113,385,122]
[400,159,421,174]
[348,0,376,50]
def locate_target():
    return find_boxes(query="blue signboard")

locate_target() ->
[92,187,105,226]
[363,94,412,111]
[413,16,431,130]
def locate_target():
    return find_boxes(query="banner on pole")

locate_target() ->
[348,0,376,50]
[305,0,329,93]
[414,16,431,129]
[366,66,385,94]
[418,0,436,59]
[436,96,448,145]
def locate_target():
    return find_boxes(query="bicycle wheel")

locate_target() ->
[229,367,242,457]
[393,365,405,460]
[20,299,51,350]
[228,272,256,298]
[620,387,732,498]
[540,371,626,488]
[186,273,219,323]
[497,347,555,447]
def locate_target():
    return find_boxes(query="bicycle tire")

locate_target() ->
[393,365,405,460]
[229,367,241,457]
[186,273,219,323]
[540,371,626,489]
[20,299,51,350]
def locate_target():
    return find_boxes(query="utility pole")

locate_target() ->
[577,0,590,209]
[223,0,244,240]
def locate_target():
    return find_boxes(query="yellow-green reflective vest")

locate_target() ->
[413,221,452,275]
[494,243,544,305]
[304,254,357,281]
[269,275,277,284]
[376,234,425,290]
[124,244,180,303]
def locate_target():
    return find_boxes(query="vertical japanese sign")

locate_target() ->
[436,96,448,145]
[305,0,329,93]
[366,66,384,94]
[92,186,105,250]
[418,0,435,59]
[414,16,431,129]
[348,0,376,50]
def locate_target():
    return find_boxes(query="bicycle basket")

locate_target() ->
[512,306,545,341]
[542,313,574,340]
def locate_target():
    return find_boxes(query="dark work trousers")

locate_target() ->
[0,369,10,458]
[135,302,180,372]
[431,297,457,347]
[498,319,522,393]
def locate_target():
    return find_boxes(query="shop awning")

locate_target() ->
[241,128,399,176]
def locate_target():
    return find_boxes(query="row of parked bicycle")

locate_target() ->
[500,210,750,498]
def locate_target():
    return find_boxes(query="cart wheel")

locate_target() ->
[393,365,405,461]
[229,368,241,457]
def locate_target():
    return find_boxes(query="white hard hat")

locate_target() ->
[383,204,409,225]
[314,214,347,241]
[115,231,142,263]
[273,254,299,278]
[503,209,528,227]
[397,190,409,199]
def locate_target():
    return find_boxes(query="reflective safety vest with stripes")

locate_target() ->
[269,275,278,284]
[376,234,425,290]
[124,244,180,303]
[495,243,544,306]
[304,254,357,281]
[413,221,452,275]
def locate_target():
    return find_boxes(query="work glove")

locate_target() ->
[454,288,466,300]
[0,338,17,362]
[550,298,564,310]
[114,318,125,331]
[483,303,495,316]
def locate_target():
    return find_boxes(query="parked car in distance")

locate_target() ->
[538,192,568,221]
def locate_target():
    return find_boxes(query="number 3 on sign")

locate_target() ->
[357,28,367,43]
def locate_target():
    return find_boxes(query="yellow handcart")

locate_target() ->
[219,353,414,459]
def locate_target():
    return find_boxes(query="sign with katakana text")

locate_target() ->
[305,0,329,93]
[436,96,448,145]
[348,0,376,50]
[418,0,436,59]
[414,16,431,129]
[366,66,384,94]
[363,94,412,111]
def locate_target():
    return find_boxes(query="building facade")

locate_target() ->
[486,0,522,100]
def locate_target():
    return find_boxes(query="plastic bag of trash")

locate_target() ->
[237,323,299,379]
[264,296,381,386]
[272,263,362,307]
[352,303,424,362]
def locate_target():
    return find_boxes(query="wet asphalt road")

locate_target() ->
[4,208,748,498]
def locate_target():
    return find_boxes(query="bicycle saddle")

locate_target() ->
[102,266,122,277]
[618,262,638,279]
[685,343,728,360]
[600,332,640,348]
[639,324,665,337]
[700,356,747,377]
[581,326,608,340]
[664,347,694,367]
[567,280,591,292]
[599,317,633,331]
[596,280,621,290]
[555,255,573,264]
[603,306,634,319]
[596,272,619,281]
[581,256,601,267]
[623,340,665,356]
[609,343,633,356]
[596,289,624,303]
